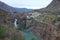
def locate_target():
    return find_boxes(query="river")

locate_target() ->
[14,19,40,40]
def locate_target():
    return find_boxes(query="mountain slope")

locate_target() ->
[34,0,60,15]
[0,1,32,13]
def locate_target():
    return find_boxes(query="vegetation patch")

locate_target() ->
[0,28,5,38]
[36,14,60,21]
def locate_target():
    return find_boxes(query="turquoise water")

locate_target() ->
[14,19,39,40]
[21,31,39,40]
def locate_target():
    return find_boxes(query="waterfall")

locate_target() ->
[14,19,18,28]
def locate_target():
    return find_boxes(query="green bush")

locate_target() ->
[0,28,5,38]
[31,37,35,40]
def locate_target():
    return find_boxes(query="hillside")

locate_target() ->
[0,8,26,40]
[34,0,60,15]
[0,0,60,40]
[0,1,32,13]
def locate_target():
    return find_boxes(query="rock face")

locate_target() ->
[34,0,60,15]
[46,0,60,14]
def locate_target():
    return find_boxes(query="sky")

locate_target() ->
[0,0,52,9]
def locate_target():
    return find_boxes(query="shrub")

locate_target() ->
[0,28,5,38]
[31,37,35,40]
